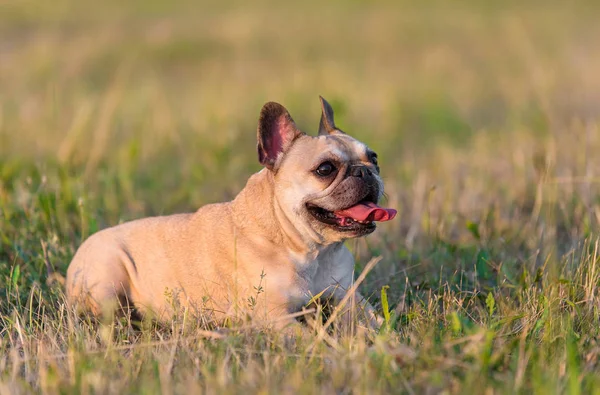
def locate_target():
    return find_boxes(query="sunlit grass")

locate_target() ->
[2,0,600,393]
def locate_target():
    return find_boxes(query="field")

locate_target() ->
[2,0,600,393]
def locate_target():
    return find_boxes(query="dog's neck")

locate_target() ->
[231,169,338,261]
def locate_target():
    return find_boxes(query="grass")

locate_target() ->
[2,0,600,393]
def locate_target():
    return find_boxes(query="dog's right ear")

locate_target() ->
[257,102,304,170]
[318,96,345,136]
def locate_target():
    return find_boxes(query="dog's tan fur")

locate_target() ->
[66,97,387,328]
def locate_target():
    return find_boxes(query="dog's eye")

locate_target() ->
[369,153,380,173]
[315,161,336,177]
[371,155,378,166]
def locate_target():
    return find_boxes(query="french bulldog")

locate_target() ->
[66,97,396,328]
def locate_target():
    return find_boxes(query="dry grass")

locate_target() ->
[2,0,600,393]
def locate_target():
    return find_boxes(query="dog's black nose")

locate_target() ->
[349,165,371,178]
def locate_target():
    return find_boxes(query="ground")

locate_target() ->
[2,1,600,393]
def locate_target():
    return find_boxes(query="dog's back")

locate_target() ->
[66,207,237,319]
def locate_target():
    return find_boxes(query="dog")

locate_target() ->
[66,97,396,329]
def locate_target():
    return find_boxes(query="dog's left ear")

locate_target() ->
[257,102,304,170]
[318,96,345,136]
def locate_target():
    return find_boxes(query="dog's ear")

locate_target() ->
[318,96,344,136]
[257,102,304,170]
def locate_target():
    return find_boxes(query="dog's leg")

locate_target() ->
[66,238,135,318]
[331,288,382,332]
[352,291,383,329]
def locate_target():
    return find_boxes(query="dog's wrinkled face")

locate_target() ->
[257,97,396,244]
[278,134,385,238]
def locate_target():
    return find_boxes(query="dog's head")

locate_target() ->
[257,97,396,244]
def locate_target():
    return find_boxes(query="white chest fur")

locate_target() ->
[285,244,355,311]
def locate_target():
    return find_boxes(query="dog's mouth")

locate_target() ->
[306,200,397,233]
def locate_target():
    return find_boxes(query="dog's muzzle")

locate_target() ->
[347,164,372,179]
[345,164,379,200]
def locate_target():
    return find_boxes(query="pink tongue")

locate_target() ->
[334,202,397,222]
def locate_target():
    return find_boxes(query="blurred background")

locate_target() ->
[5,3,600,391]
[2,0,600,293]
